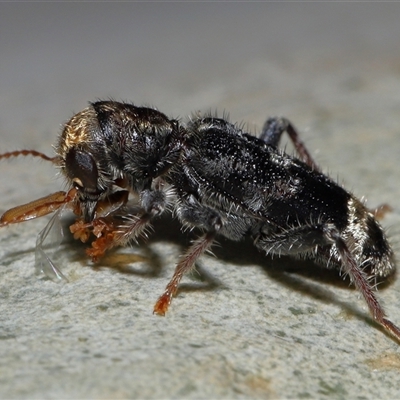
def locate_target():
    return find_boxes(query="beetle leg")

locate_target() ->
[75,186,171,261]
[153,231,216,315]
[325,226,400,343]
[80,211,153,262]
[260,117,319,171]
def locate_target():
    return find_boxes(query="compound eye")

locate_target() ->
[65,148,99,192]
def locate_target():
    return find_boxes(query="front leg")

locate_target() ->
[73,211,153,262]
[72,185,172,261]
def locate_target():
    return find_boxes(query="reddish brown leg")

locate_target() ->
[73,185,173,261]
[88,212,153,261]
[70,211,154,262]
[334,233,400,342]
[154,231,216,315]
[285,122,319,170]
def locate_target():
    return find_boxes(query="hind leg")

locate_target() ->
[260,117,319,170]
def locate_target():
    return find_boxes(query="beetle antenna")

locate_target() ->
[0,150,57,163]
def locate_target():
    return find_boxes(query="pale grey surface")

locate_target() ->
[1,3,400,399]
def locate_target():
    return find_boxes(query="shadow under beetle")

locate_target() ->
[1,100,399,343]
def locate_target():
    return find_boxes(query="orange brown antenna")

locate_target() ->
[0,150,58,163]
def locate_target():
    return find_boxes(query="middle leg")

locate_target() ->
[154,195,223,314]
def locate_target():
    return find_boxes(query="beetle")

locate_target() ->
[1,100,399,342]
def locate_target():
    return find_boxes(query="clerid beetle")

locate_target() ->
[1,100,399,343]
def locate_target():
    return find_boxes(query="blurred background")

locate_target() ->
[1,3,400,399]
